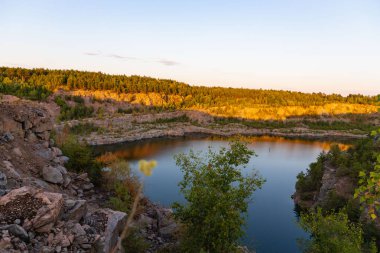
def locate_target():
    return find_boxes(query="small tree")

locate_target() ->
[299,209,376,253]
[173,141,264,253]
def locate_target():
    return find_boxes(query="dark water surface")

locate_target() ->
[95,136,343,253]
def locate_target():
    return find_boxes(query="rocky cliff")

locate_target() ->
[0,98,129,252]
[293,161,354,209]
[0,97,179,252]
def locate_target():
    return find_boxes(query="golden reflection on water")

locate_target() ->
[208,135,351,151]
[96,136,351,164]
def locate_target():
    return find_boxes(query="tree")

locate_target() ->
[299,209,376,253]
[172,141,265,253]
[354,129,380,220]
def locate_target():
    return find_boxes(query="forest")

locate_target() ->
[0,67,379,120]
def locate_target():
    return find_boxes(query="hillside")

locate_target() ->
[0,67,379,120]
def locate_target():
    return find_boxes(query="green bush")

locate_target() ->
[173,141,265,253]
[299,209,376,253]
[70,122,101,135]
[296,153,325,194]
[122,228,150,253]
[54,95,94,121]
[59,134,101,185]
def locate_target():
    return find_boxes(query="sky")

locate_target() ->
[1,0,380,95]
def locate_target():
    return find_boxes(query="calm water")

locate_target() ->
[96,136,339,253]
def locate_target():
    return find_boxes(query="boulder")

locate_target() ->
[42,165,63,184]
[91,209,127,253]
[1,161,21,180]
[63,199,87,222]
[56,165,68,175]
[31,191,64,233]
[0,187,63,233]
[4,224,29,242]
[35,149,53,160]
[51,147,63,157]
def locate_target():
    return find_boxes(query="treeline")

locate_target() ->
[1,67,378,106]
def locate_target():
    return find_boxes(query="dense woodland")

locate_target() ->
[0,67,379,108]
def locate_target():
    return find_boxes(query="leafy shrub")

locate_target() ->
[122,228,150,253]
[296,153,325,194]
[57,133,102,185]
[54,95,94,121]
[299,209,376,253]
[173,141,265,253]
[103,159,141,213]
[70,122,102,135]
[320,191,347,212]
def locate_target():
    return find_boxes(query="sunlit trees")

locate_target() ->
[0,67,378,120]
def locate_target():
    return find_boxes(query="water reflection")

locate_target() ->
[94,136,350,253]
[95,135,350,161]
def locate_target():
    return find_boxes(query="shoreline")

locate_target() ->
[81,124,366,146]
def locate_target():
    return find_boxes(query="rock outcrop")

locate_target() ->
[0,98,128,252]
[293,161,354,209]
[0,97,181,252]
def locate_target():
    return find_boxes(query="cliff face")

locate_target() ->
[0,97,127,252]
[293,161,354,209]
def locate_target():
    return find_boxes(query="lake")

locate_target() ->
[95,136,340,253]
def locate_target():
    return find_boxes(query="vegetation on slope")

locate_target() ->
[1,67,379,120]
[295,130,380,251]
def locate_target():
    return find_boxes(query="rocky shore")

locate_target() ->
[57,111,367,146]
[0,99,178,252]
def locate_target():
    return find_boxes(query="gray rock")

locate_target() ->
[36,131,50,141]
[63,175,71,187]
[25,131,38,142]
[51,147,63,157]
[42,165,64,184]
[95,209,127,253]
[2,161,21,179]
[7,224,29,242]
[0,189,6,196]
[0,171,7,189]
[72,223,86,236]
[159,222,177,239]
[63,199,87,223]
[56,165,68,175]
[35,149,53,160]
[60,156,70,164]
[1,132,14,142]
[82,183,94,191]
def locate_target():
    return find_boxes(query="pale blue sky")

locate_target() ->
[1,0,379,95]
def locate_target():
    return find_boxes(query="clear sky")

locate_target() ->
[1,0,379,95]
